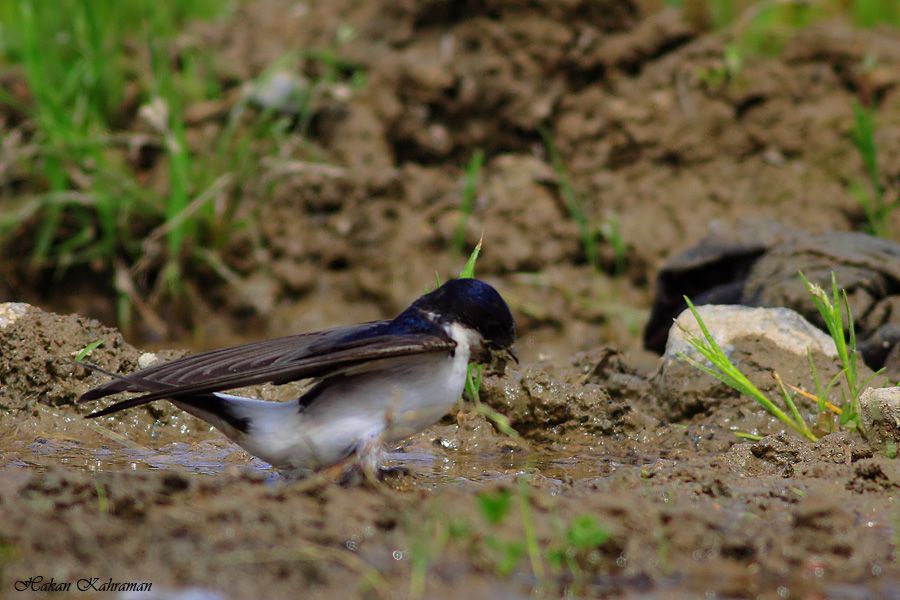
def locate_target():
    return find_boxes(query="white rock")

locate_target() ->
[0,302,30,329]
[666,305,838,361]
[247,70,310,113]
[138,352,161,369]
[859,386,900,446]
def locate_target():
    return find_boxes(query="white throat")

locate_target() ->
[444,321,484,361]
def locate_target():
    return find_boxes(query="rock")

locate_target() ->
[667,304,838,360]
[644,223,900,378]
[0,302,30,329]
[138,352,161,369]
[655,305,844,420]
[859,387,900,450]
[643,220,798,353]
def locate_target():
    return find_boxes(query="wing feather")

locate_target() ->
[79,322,455,418]
[80,321,391,401]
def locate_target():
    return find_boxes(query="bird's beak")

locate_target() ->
[505,347,519,365]
[482,346,517,375]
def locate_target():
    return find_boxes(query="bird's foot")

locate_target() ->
[337,435,411,486]
[338,463,368,487]
[337,463,410,487]
[376,464,410,480]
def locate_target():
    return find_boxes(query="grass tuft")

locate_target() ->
[800,272,885,432]
[541,129,598,272]
[849,101,897,238]
[406,477,612,594]
[676,296,818,441]
[680,272,885,441]
[452,150,485,255]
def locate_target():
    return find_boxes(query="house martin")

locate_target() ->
[79,278,517,478]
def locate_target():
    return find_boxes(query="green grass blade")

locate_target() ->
[517,478,544,580]
[851,100,882,199]
[841,288,859,393]
[680,297,817,441]
[807,348,826,412]
[452,150,484,255]
[458,237,482,279]
[74,340,104,362]
[774,373,815,441]
[541,128,597,271]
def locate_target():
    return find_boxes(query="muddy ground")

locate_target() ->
[1,1,899,598]
[1,303,897,599]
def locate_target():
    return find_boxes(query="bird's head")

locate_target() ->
[409,278,517,366]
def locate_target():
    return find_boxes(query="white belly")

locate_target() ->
[280,349,468,470]
[182,323,477,477]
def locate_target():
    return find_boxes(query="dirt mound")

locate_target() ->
[0,303,137,411]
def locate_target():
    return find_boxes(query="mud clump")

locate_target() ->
[481,363,641,439]
[433,155,583,273]
[787,493,892,581]
[0,466,400,599]
[846,459,899,493]
[723,432,873,479]
[0,304,208,437]
[0,303,136,411]
[352,0,651,161]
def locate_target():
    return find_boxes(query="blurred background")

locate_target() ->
[0,0,897,361]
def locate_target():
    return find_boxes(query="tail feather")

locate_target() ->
[79,383,135,402]
[84,396,159,419]
[86,391,252,434]
[80,362,222,423]
[79,361,165,402]
[174,395,253,433]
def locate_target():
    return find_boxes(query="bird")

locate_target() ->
[79,278,517,479]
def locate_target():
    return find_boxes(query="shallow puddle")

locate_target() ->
[2,436,268,476]
[0,420,655,491]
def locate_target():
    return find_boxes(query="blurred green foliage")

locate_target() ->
[672,0,900,32]
[0,0,306,332]
[0,1,227,303]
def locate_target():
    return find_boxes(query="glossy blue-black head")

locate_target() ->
[410,278,516,353]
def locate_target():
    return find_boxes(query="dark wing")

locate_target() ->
[80,321,455,417]
[81,321,390,401]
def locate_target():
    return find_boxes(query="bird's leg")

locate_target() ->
[357,433,386,481]
[339,433,385,486]
[337,433,412,485]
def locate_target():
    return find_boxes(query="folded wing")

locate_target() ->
[79,321,455,418]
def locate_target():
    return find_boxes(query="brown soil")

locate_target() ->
[2,1,900,598]
[1,304,898,598]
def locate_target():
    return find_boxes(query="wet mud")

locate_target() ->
[1,304,898,598]
[2,1,900,598]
